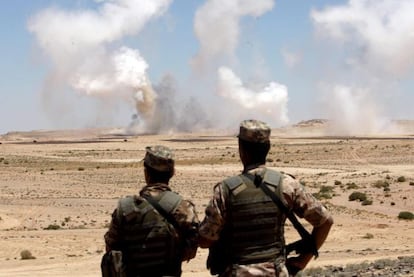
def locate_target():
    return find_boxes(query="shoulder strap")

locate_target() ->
[118,196,140,217]
[142,192,182,230]
[263,169,281,187]
[258,169,318,258]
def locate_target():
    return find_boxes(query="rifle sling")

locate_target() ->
[246,173,318,257]
[260,182,309,236]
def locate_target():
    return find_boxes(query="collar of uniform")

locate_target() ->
[140,183,171,197]
[242,163,265,174]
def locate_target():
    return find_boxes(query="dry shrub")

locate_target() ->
[21,250,36,260]
[397,176,406,182]
[398,211,414,220]
[348,192,367,202]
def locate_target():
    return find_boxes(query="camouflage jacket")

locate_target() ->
[199,166,331,277]
[105,183,200,262]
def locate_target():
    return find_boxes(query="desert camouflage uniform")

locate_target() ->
[199,167,330,277]
[104,145,199,276]
[105,183,199,261]
[199,120,330,277]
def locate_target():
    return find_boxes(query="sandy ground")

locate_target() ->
[0,120,413,276]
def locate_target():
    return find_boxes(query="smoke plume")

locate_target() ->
[28,0,171,131]
[192,0,274,71]
[192,0,289,127]
[217,67,288,125]
[28,0,288,133]
[311,0,414,134]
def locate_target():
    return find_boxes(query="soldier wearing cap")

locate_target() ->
[104,145,199,277]
[199,120,333,276]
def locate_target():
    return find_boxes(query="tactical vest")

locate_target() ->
[223,169,286,265]
[116,191,183,277]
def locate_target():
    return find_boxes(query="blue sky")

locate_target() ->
[1,0,413,135]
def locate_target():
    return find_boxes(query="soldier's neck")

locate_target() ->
[243,163,265,173]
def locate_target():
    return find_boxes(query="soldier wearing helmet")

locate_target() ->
[104,145,199,277]
[199,120,333,276]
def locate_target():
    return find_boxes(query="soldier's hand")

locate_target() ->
[286,253,312,276]
[286,256,302,276]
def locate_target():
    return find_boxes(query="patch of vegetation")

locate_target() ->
[346,182,358,189]
[78,167,85,171]
[20,250,36,260]
[334,180,342,186]
[313,185,334,200]
[362,233,374,239]
[372,180,389,189]
[398,211,414,220]
[348,192,367,202]
[409,182,414,186]
[397,176,406,182]
[320,185,334,193]
[44,224,61,230]
[361,199,373,206]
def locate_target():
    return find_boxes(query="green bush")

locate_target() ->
[398,211,414,220]
[348,192,367,202]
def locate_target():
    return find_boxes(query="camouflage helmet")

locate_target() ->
[144,145,175,172]
[238,119,271,143]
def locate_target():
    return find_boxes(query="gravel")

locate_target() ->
[299,256,414,277]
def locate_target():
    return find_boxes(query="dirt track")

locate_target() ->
[0,124,413,276]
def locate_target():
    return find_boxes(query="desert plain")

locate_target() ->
[0,120,413,276]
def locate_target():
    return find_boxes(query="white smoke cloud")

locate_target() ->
[311,0,414,77]
[311,0,414,134]
[28,0,288,133]
[320,84,387,135]
[28,0,172,130]
[192,0,274,71]
[192,0,289,127]
[217,66,289,125]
